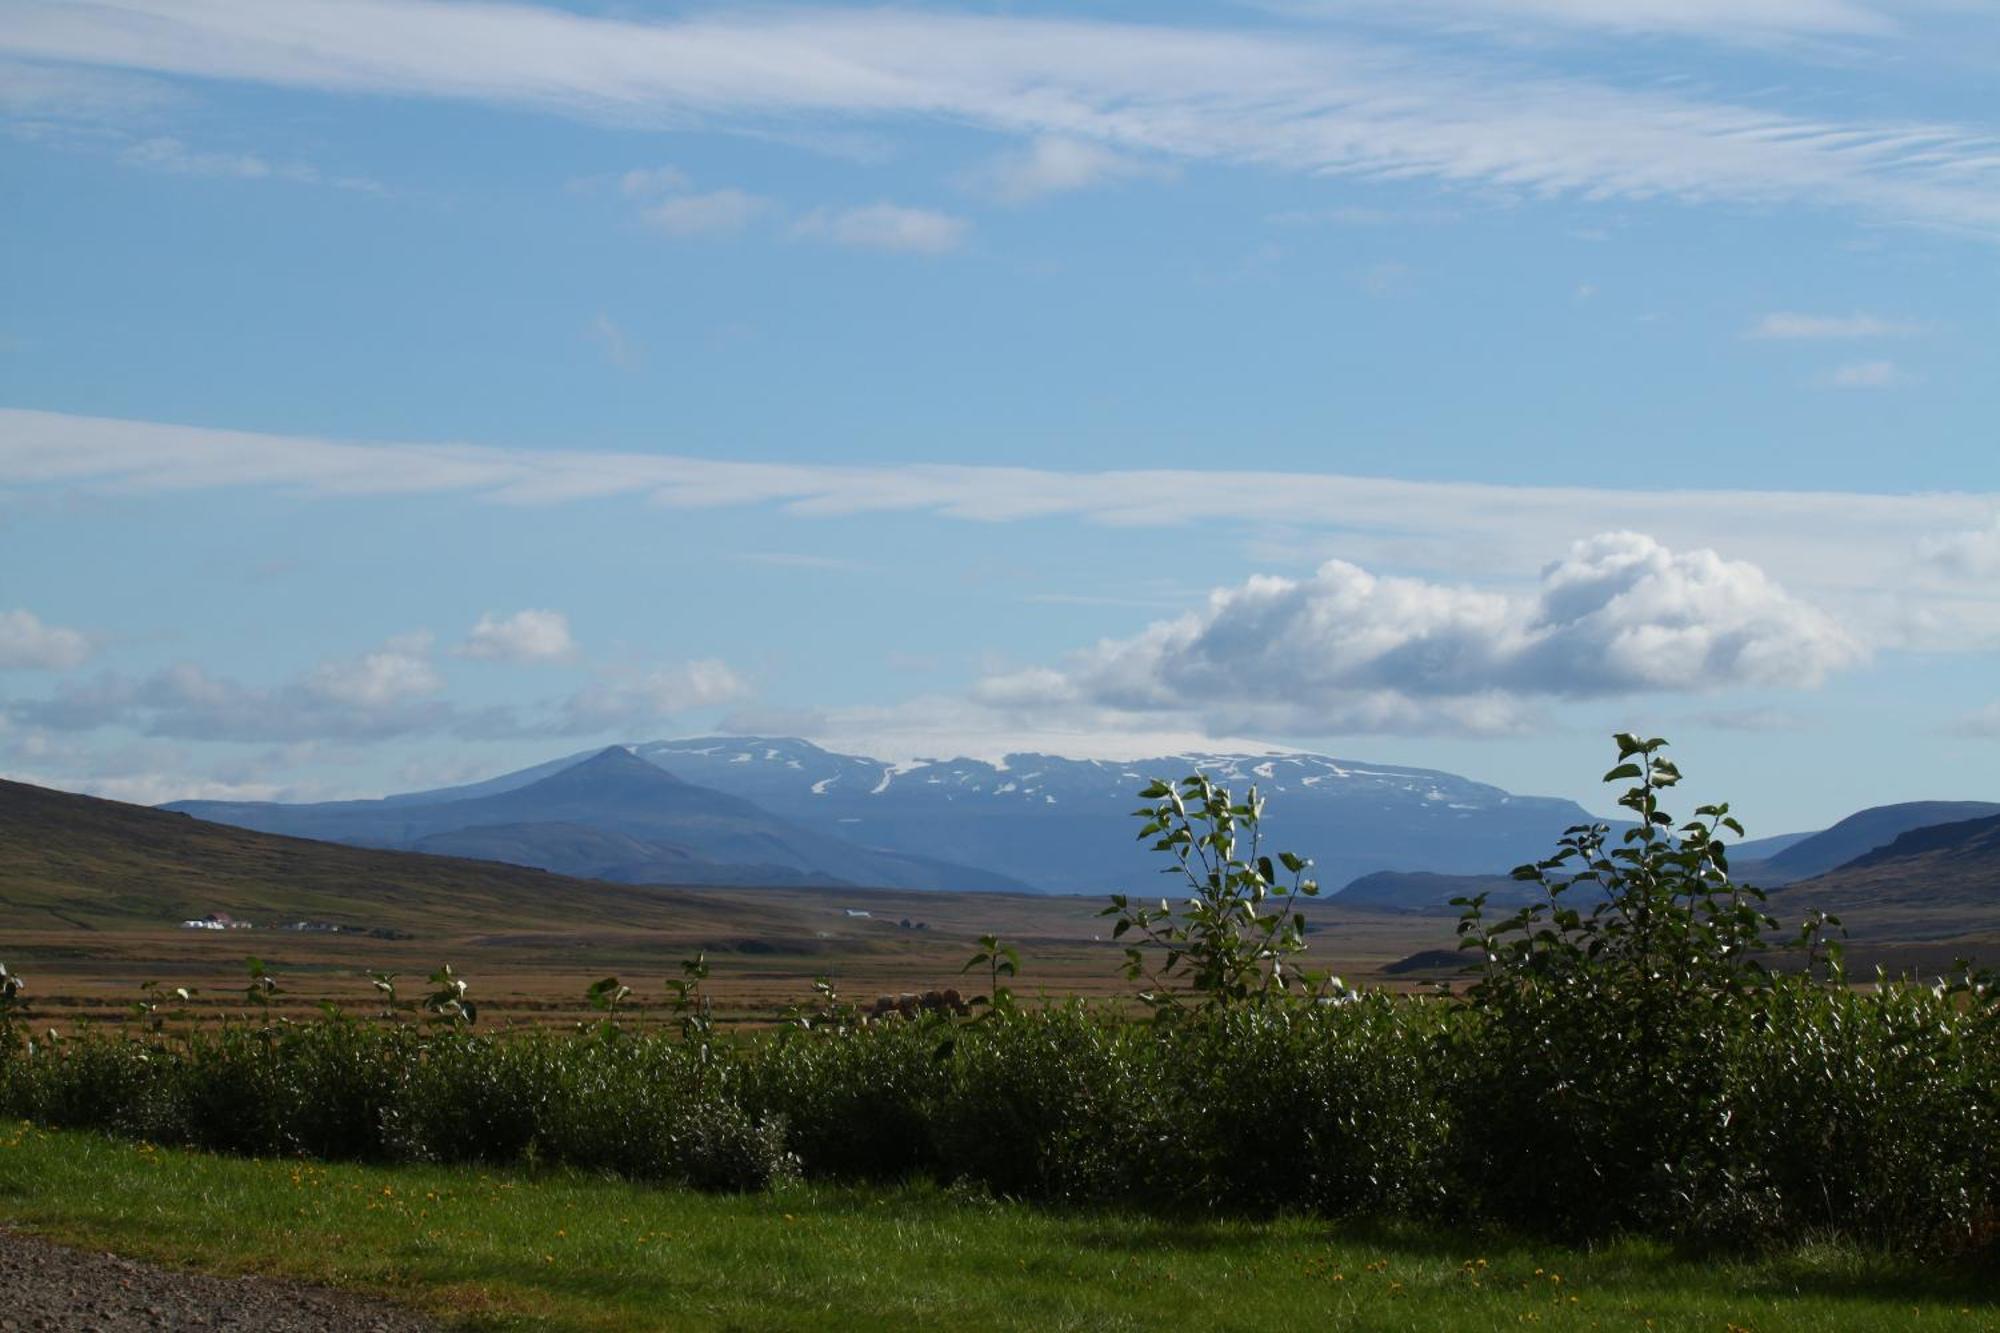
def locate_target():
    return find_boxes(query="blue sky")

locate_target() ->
[2,0,1997,834]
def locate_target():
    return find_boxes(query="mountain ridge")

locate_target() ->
[632,736,1603,894]
[1759,800,2000,882]
[1771,809,2000,945]
[167,746,1031,893]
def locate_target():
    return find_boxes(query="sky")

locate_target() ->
[2,0,1998,835]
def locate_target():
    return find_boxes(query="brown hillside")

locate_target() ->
[1770,811,2000,949]
[0,776,784,936]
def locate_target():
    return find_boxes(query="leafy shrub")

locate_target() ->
[1164,998,1454,1216]
[746,1015,945,1182]
[1723,978,1998,1252]
[932,1005,1164,1205]
[1441,735,1998,1253]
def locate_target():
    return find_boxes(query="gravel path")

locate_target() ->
[0,1228,438,1331]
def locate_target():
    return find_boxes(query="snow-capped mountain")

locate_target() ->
[166,746,1032,894]
[633,737,1598,894]
[168,735,1604,895]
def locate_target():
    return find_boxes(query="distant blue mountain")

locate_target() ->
[168,746,1031,893]
[180,737,1987,900]
[1757,801,2000,882]
[631,737,1603,894]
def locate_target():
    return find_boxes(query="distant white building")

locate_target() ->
[181,911,251,930]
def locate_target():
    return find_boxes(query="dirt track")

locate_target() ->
[0,1228,435,1331]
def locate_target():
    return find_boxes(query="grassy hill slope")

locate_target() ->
[1773,810,2000,942]
[0,776,777,936]
[1761,801,2000,882]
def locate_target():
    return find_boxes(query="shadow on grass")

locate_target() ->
[1728,1251,2000,1309]
[1056,1208,2000,1312]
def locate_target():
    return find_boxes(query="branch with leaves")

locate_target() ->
[423,963,476,1026]
[961,934,1021,1014]
[132,981,196,1033]
[586,976,633,1027]
[1100,772,1327,1017]
[1454,733,1835,1008]
[242,956,280,1010]
[667,952,712,1039]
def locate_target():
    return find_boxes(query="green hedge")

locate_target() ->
[3,980,1993,1256]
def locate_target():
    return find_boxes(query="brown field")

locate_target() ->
[13,884,1993,1034]
[5,886,1477,1030]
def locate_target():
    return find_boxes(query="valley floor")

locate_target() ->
[0,1125,1993,1331]
[0,891,1476,1032]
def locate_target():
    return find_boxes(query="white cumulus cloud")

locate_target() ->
[643,187,771,237]
[458,608,578,663]
[618,164,691,197]
[306,636,441,707]
[793,203,968,254]
[1963,702,2000,738]
[976,533,1863,737]
[1920,514,2000,579]
[560,659,751,733]
[3,634,503,744]
[0,609,91,670]
[963,136,1173,204]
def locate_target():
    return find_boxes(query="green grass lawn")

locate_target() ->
[0,1123,1992,1332]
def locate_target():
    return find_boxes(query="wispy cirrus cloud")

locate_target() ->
[0,54,179,125]
[1265,0,1898,42]
[117,135,383,191]
[10,650,472,744]
[4,3,2000,234]
[586,312,637,370]
[3,619,743,744]
[3,407,1997,639]
[1747,311,1926,340]
[1,58,382,192]
[734,551,876,574]
[1815,359,1910,389]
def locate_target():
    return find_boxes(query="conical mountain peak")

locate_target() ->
[537,746,688,789]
